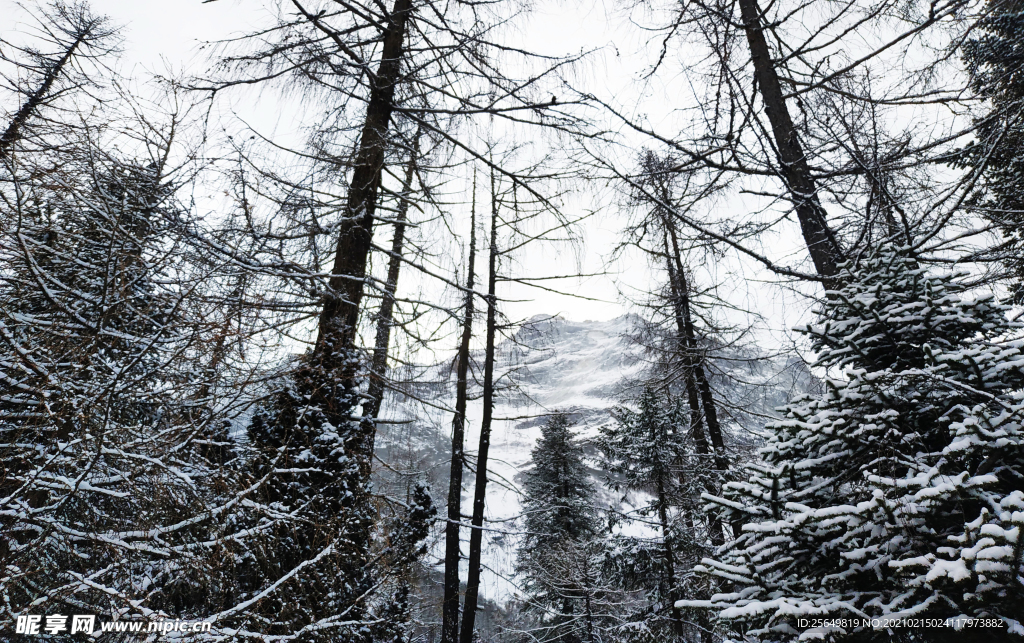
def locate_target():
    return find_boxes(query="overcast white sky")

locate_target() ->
[1,0,649,323]
[0,0,817,352]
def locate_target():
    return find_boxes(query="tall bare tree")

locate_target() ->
[459,168,499,643]
[586,0,986,284]
[0,1,119,160]
[442,176,478,643]
[200,1,583,636]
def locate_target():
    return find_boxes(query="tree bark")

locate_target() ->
[364,136,419,423]
[442,178,477,643]
[458,170,498,643]
[737,0,843,278]
[314,0,414,375]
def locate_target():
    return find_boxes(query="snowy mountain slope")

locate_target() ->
[373,314,816,608]
[375,315,642,605]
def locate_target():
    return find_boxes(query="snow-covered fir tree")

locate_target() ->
[0,147,231,624]
[373,481,436,643]
[241,334,434,640]
[692,247,1024,641]
[242,357,379,641]
[962,0,1024,303]
[600,385,714,642]
[517,411,603,643]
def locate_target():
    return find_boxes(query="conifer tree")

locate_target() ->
[0,137,231,626]
[600,386,713,641]
[517,412,602,643]
[374,482,437,643]
[962,0,1024,302]
[693,247,1024,641]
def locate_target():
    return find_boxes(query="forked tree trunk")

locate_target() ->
[295,1,414,520]
[664,219,727,469]
[662,232,726,640]
[265,3,414,629]
[313,0,414,386]
[458,170,499,643]
[442,181,477,643]
[662,224,728,547]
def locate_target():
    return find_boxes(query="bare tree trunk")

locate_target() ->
[313,0,413,388]
[662,237,726,641]
[662,227,727,547]
[737,0,843,278]
[458,170,498,643]
[442,179,477,643]
[0,32,86,159]
[683,368,712,455]
[364,137,419,423]
[249,3,413,629]
[664,220,726,469]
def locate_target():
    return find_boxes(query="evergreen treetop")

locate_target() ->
[602,386,690,509]
[521,412,599,549]
[692,247,1024,641]
[517,411,602,643]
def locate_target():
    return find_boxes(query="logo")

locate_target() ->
[14,614,212,635]
[16,614,95,634]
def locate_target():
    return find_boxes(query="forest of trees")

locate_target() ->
[1,0,1023,641]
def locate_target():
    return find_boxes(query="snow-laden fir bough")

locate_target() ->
[688,247,1024,641]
